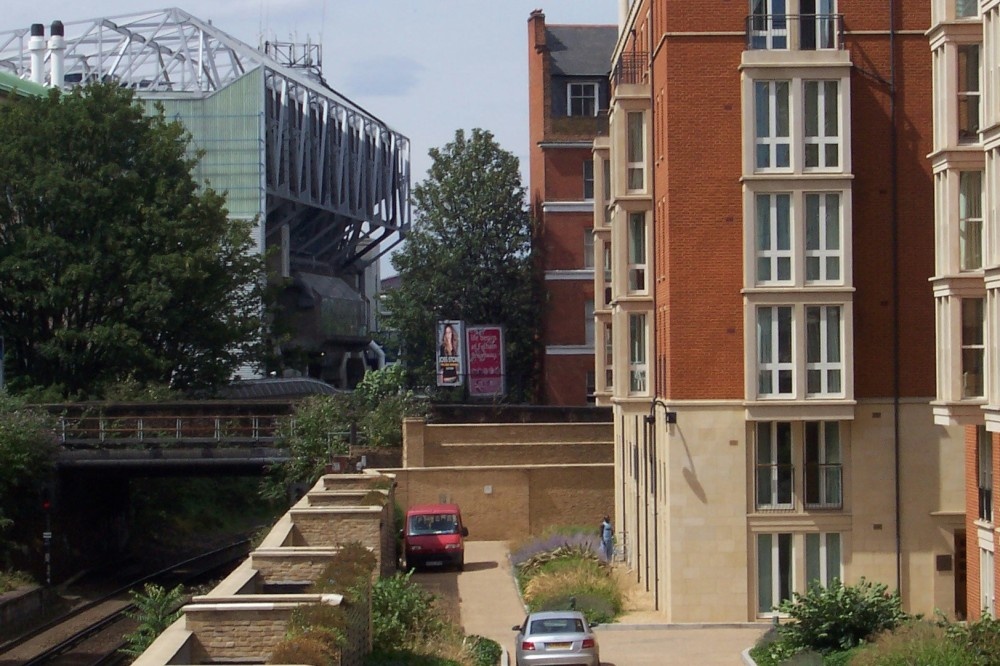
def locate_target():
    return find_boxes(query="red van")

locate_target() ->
[403,503,469,571]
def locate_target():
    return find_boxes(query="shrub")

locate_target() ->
[945,614,1000,665]
[775,578,908,655]
[311,541,376,602]
[850,620,975,666]
[0,569,33,594]
[520,556,623,624]
[268,633,337,666]
[465,634,502,666]
[371,570,447,653]
[120,583,186,659]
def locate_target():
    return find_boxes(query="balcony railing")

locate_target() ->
[613,51,649,88]
[745,14,845,51]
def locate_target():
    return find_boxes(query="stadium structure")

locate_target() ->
[0,8,411,387]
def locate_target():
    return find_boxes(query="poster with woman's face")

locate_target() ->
[436,320,464,387]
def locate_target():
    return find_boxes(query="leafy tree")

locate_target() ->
[120,583,186,659]
[0,392,55,549]
[384,128,539,401]
[0,82,268,399]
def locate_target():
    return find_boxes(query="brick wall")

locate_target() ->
[390,464,612,541]
[250,549,339,585]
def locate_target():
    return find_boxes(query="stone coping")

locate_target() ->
[186,593,344,609]
[288,505,383,515]
[250,547,339,557]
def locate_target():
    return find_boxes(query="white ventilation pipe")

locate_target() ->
[368,340,386,370]
[28,24,45,85]
[48,21,65,89]
[618,0,629,33]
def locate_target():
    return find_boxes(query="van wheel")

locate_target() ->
[457,558,464,572]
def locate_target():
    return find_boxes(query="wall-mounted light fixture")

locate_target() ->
[644,398,676,426]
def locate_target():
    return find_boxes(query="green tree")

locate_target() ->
[0,82,268,399]
[0,392,55,551]
[121,583,186,659]
[384,128,539,401]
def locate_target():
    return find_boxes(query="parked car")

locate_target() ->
[402,503,468,571]
[512,610,600,666]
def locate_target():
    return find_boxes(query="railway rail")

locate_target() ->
[0,539,251,665]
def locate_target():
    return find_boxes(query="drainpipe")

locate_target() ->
[888,0,902,594]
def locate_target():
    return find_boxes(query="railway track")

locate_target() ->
[0,539,251,666]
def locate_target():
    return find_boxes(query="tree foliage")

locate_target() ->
[0,392,55,540]
[0,82,268,399]
[384,128,539,401]
[121,583,186,659]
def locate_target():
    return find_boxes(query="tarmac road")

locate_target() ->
[414,540,767,666]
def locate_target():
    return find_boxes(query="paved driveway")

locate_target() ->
[434,541,766,666]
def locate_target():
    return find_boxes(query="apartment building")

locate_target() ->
[596,1,966,622]
[528,11,618,405]
[928,0,999,620]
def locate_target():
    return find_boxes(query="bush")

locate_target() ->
[120,584,186,659]
[311,541,376,602]
[268,633,337,666]
[0,569,33,594]
[850,620,976,666]
[945,614,1000,665]
[371,570,446,653]
[466,634,502,666]
[775,578,908,655]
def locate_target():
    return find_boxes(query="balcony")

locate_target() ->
[745,14,845,51]
[550,111,609,139]
[613,51,649,87]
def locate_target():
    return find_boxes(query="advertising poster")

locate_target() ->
[436,320,464,387]
[466,325,505,398]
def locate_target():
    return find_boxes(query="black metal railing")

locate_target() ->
[613,50,649,88]
[745,14,845,51]
[980,486,993,523]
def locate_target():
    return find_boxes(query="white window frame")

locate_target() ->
[806,305,843,396]
[756,422,794,509]
[583,231,595,269]
[627,212,648,293]
[603,321,614,389]
[803,80,841,169]
[584,300,595,347]
[962,297,985,398]
[567,82,599,117]
[959,171,984,271]
[629,312,648,394]
[749,0,788,50]
[756,193,793,284]
[627,112,646,192]
[979,426,993,523]
[959,44,982,144]
[757,532,793,615]
[805,532,842,588]
[805,192,842,283]
[757,306,794,396]
[982,547,995,617]
[583,160,595,200]
[754,80,791,171]
[805,421,843,508]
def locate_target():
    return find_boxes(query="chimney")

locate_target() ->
[529,9,547,54]
[48,20,65,89]
[29,24,45,85]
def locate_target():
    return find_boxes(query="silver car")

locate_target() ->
[512,610,601,666]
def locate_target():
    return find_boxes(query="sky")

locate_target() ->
[4,1,619,191]
[3,2,620,273]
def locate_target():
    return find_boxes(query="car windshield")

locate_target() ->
[408,513,458,535]
[529,617,585,635]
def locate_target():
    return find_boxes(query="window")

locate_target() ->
[804,81,839,168]
[583,231,595,269]
[586,370,596,404]
[801,0,837,50]
[962,298,984,398]
[805,422,842,508]
[959,45,981,143]
[806,533,842,587]
[568,82,598,117]
[583,160,594,200]
[960,171,983,271]
[755,81,791,169]
[757,533,793,614]
[756,193,792,283]
[604,322,614,389]
[757,306,794,396]
[602,160,611,225]
[805,193,841,282]
[956,0,978,17]
[629,313,647,393]
[584,300,595,346]
[628,212,647,292]
[749,0,788,50]
[979,427,993,523]
[756,422,794,509]
[982,548,995,617]
[627,112,646,191]
[602,243,613,307]
[806,305,843,395]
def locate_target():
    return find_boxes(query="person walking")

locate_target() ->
[600,515,614,561]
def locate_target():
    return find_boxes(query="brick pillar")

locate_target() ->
[402,418,425,468]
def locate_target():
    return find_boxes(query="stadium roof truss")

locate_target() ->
[0,7,410,271]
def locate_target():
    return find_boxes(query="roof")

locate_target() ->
[546,25,618,77]
[0,69,49,97]
[218,377,345,400]
[406,503,461,514]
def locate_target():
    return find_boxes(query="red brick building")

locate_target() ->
[527,11,617,405]
[592,0,966,622]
